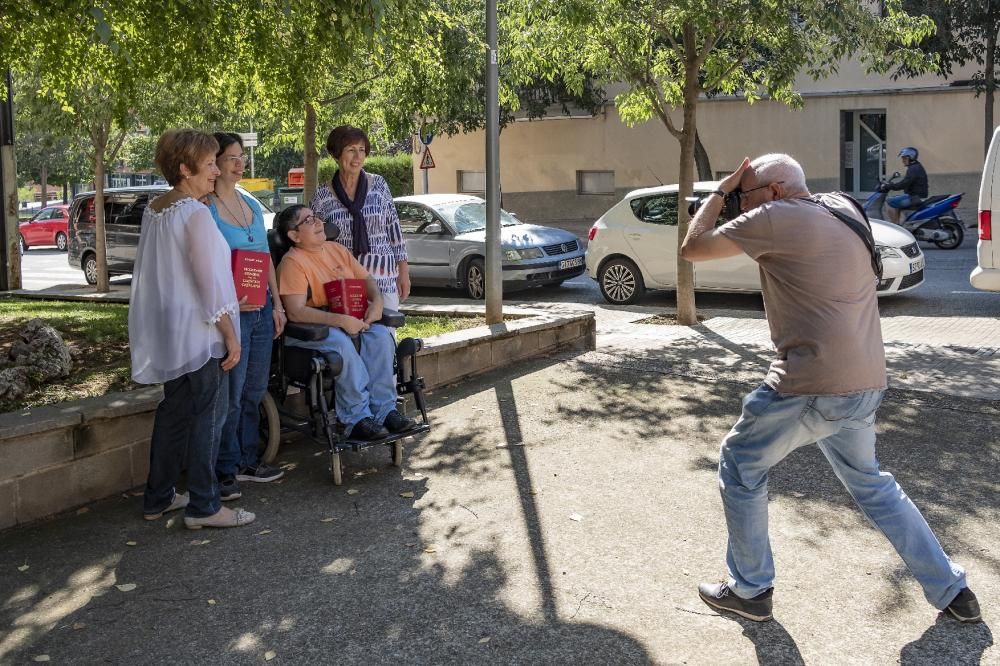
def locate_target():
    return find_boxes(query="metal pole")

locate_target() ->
[422,164,429,194]
[0,66,20,291]
[484,0,502,323]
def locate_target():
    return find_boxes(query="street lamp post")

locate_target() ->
[484,0,502,324]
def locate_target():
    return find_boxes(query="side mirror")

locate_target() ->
[423,222,443,234]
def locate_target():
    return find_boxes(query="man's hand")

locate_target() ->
[719,157,751,194]
[364,301,383,326]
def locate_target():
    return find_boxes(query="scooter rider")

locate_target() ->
[883,147,928,225]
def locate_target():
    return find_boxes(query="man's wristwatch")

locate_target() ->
[710,189,726,199]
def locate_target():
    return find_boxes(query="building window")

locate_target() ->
[577,170,615,195]
[457,170,486,193]
[110,175,129,188]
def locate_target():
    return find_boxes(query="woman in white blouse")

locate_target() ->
[129,129,256,530]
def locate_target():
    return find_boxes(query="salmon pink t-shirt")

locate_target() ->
[277,242,369,309]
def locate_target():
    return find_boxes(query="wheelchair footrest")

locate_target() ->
[340,423,430,450]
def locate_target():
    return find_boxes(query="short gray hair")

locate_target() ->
[750,153,807,192]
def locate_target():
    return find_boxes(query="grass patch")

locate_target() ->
[0,298,136,412]
[0,298,485,412]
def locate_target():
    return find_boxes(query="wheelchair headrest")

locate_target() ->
[268,221,341,266]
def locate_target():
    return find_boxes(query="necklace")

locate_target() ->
[215,192,254,243]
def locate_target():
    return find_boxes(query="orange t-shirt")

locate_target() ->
[277,242,369,308]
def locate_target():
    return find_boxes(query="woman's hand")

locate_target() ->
[272,308,287,338]
[364,301,383,326]
[220,334,241,371]
[238,295,262,312]
[339,315,368,337]
[397,272,411,302]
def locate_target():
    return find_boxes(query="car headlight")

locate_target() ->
[503,247,544,261]
[876,245,904,259]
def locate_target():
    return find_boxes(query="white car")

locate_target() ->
[971,127,1000,291]
[586,182,926,305]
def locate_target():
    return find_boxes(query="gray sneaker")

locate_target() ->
[236,463,284,483]
[219,477,242,501]
[698,581,773,622]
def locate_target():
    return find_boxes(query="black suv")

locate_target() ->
[67,185,273,284]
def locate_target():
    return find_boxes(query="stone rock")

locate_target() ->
[7,318,73,382]
[0,366,31,403]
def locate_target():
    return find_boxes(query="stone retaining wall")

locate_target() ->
[0,309,595,531]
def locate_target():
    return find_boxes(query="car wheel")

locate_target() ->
[599,257,645,305]
[463,257,486,299]
[18,235,26,255]
[55,232,68,251]
[83,253,98,285]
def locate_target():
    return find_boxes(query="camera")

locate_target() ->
[686,191,743,220]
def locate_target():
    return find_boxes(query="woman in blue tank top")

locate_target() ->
[207,132,286,498]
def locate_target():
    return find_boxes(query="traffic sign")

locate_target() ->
[419,147,436,169]
[238,132,258,148]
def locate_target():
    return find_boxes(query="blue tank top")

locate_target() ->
[208,193,269,253]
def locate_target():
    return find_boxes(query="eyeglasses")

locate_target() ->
[219,154,250,166]
[738,181,784,200]
[289,214,323,232]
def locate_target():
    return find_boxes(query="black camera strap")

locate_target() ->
[805,193,883,280]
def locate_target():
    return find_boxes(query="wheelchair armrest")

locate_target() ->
[380,309,406,328]
[396,336,423,358]
[284,321,330,341]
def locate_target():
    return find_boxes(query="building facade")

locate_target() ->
[415,60,988,226]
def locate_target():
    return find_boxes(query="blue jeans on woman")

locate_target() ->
[286,323,397,435]
[215,293,274,480]
[144,358,227,518]
[719,384,966,610]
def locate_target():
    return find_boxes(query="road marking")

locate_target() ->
[950,290,997,295]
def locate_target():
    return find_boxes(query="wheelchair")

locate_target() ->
[255,224,430,485]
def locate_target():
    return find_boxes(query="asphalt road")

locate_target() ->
[15,237,1000,320]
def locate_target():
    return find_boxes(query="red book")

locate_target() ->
[231,250,270,307]
[324,278,368,319]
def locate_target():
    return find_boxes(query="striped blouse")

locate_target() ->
[310,173,407,295]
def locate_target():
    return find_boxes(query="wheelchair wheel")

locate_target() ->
[392,440,403,467]
[258,393,281,464]
[330,451,343,486]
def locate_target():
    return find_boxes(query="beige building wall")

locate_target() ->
[416,81,987,225]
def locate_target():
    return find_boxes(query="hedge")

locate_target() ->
[317,154,413,197]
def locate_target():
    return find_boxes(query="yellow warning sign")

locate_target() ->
[419,147,436,169]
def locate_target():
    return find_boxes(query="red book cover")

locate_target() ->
[324,278,368,319]
[231,250,270,307]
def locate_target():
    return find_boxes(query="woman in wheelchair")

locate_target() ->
[275,205,416,441]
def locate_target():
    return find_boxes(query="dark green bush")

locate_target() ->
[317,154,413,197]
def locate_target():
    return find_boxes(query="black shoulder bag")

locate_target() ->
[806,193,883,280]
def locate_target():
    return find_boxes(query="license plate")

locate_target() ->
[910,258,925,274]
[559,256,584,270]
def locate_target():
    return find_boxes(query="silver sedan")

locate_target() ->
[394,194,586,298]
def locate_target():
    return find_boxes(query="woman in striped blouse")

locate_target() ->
[310,125,409,312]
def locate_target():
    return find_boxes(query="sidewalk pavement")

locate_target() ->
[1,292,997,663]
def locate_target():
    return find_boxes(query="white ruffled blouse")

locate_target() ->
[129,197,240,384]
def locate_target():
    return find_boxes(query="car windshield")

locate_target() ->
[434,201,522,234]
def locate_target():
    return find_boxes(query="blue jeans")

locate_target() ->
[887,194,921,210]
[719,384,966,609]
[216,294,274,479]
[286,324,397,435]
[144,358,227,518]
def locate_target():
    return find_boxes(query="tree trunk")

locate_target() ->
[40,164,48,207]
[986,26,997,157]
[92,128,110,293]
[694,131,713,181]
[675,24,701,326]
[303,101,318,205]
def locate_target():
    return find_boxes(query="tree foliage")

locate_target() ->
[898,0,1000,154]
[513,0,935,323]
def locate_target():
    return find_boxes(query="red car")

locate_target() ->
[19,204,70,253]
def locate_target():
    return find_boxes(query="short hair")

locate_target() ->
[275,204,307,247]
[213,132,243,157]
[750,153,808,193]
[154,129,219,186]
[326,125,370,160]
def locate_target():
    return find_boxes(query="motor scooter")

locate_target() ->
[863,173,965,249]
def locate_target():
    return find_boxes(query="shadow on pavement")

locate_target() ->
[899,614,993,665]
